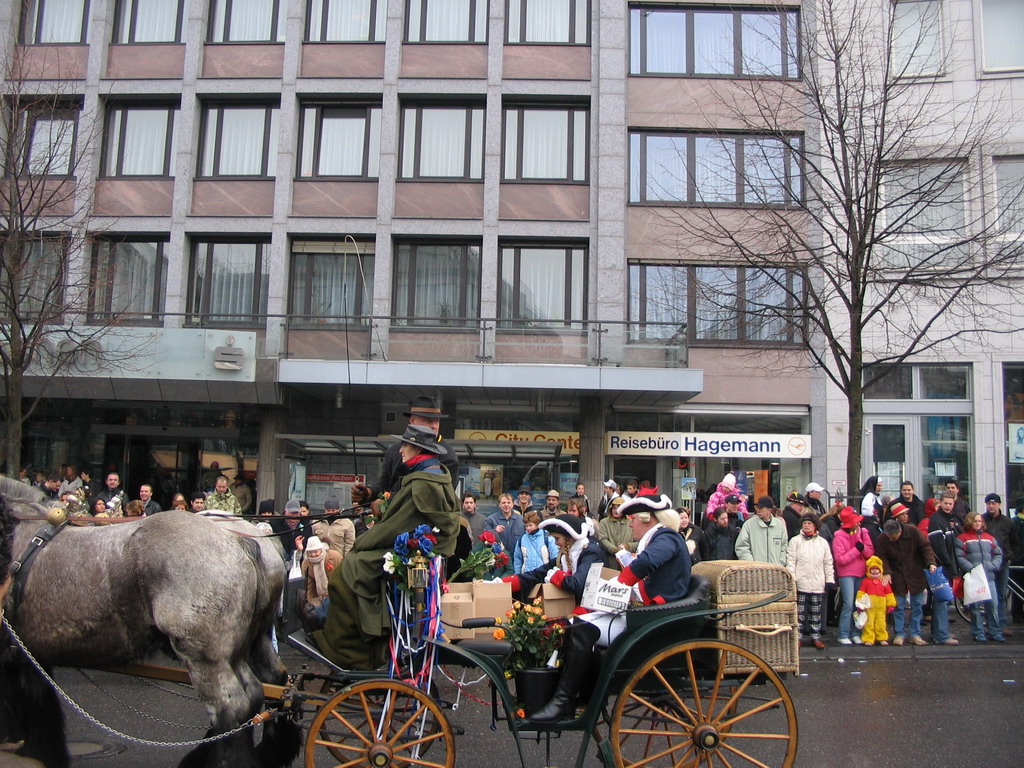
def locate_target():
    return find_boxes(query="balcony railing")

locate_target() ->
[74,313,690,369]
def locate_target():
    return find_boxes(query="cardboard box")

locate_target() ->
[527,567,622,619]
[440,581,512,640]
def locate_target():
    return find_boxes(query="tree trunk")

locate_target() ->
[4,372,24,475]
[846,363,864,509]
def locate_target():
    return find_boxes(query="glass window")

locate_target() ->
[114,0,183,43]
[507,0,589,44]
[629,6,799,78]
[498,245,586,328]
[892,0,941,75]
[628,263,801,343]
[882,162,964,269]
[863,365,913,399]
[22,0,88,43]
[400,105,484,179]
[103,105,177,177]
[629,132,801,205]
[406,0,487,42]
[995,158,1024,233]
[921,415,971,497]
[982,0,1024,71]
[299,104,380,178]
[628,262,688,340]
[7,239,65,321]
[199,104,278,177]
[306,0,386,41]
[503,106,588,182]
[209,0,286,42]
[290,241,374,324]
[919,365,970,399]
[187,241,270,326]
[392,243,480,327]
[23,108,78,176]
[89,239,168,321]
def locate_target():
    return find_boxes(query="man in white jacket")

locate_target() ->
[735,496,787,565]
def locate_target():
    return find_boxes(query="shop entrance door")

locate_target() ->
[863,418,917,500]
[101,433,201,508]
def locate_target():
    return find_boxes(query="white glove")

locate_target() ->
[489,577,505,583]
[544,567,560,583]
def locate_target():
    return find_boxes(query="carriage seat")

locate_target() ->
[624,574,710,629]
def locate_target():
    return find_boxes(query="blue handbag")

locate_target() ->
[924,568,954,602]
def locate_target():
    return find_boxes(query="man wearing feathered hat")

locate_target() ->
[529,488,691,723]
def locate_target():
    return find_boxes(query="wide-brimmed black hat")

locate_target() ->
[403,395,450,419]
[392,424,446,455]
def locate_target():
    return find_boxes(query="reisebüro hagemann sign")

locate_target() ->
[605,432,811,459]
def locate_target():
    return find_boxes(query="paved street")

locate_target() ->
[42,624,1023,768]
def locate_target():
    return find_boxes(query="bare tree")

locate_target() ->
[0,41,127,472]
[638,0,1024,497]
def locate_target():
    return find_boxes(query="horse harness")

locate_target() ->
[5,523,66,625]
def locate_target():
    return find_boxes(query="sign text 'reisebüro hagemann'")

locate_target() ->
[606,432,811,459]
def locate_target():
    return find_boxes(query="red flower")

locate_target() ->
[494,552,509,567]
[326,562,335,572]
[480,531,497,544]
[408,538,419,550]
[424,533,437,544]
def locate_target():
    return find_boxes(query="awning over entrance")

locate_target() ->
[277,435,563,463]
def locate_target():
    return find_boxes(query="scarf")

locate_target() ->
[305,548,329,603]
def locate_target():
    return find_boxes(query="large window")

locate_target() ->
[103,104,177,177]
[306,0,386,41]
[22,107,78,176]
[4,239,65,321]
[865,364,970,400]
[89,239,168,322]
[498,244,586,328]
[209,0,286,42]
[629,6,799,78]
[299,104,380,178]
[982,0,1024,71]
[188,241,270,326]
[114,0,183,42]
[892,0,941,76]
[392,243,480,326]
[406,0,487,42]
[198,104,278,177]
[628,263,803,343]
[290,241,374,324]
[503,106,588,182]
[400,105,484,180]
[507,0,589,44]
[995,158,1024,232]
[21,0,88,43]
[881,162,964,269]
[629,132,801,205]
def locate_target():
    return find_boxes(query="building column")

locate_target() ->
[258,407,288,506]
[579,395,607,501]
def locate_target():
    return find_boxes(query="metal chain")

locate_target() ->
[77,669,206,730]
[138,676,202,702]
[1,617,265,748]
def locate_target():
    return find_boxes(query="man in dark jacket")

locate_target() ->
[925,491,960,645]
[875,518,938,646]
[350,396,459,504]
[884,481,926,526]
[982,493,1020,635]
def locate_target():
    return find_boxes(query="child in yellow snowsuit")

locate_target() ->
[855,555,896,645]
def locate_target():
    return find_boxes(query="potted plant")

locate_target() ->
[491,599,568,716]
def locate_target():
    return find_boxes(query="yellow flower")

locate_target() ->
[516,708,526,719]
[493,628,506,640]
[494,616,502,624]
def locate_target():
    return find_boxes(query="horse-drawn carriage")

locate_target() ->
[2,479,797,768]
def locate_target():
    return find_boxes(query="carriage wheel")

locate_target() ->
[609,639,797,768]
[954,596,971,622]
[304,680,455,768]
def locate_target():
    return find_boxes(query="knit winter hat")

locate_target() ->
[305,536,326,552]
[865,555,883,573]
[722,473,737,489]
[540,513,587,541]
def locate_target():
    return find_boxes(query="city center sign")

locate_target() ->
[606,432,812,459]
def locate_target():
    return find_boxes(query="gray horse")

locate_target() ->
[0,478,300,768]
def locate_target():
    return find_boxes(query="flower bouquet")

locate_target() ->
[449,530,510,582]
[491,598,567,674]
[383,524,439,593]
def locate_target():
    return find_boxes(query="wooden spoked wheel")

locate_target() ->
[304,679,455,768]
[609,640,797,768]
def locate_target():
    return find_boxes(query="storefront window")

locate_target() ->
[919,415,971,500]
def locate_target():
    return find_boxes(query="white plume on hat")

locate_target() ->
[618,492,681,532]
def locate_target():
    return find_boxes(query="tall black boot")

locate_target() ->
[529,621,601,723]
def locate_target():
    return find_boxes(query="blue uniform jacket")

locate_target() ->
[620,527,691,604]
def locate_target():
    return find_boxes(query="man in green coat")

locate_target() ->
[313,425,459,669]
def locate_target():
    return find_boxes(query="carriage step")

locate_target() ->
[286,630,347,677]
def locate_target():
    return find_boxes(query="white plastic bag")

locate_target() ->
[963,564,992,605]
[854,610,868,629]
[288,551,303,581]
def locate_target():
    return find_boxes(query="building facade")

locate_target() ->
[12,1,1020,514]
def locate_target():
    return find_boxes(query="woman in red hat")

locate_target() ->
[831,506,875,645]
